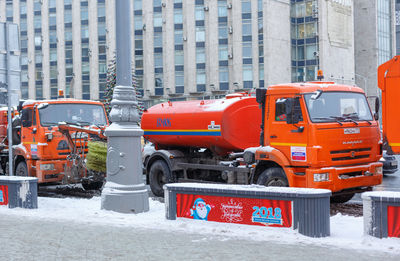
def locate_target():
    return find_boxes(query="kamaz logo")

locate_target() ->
[157,118,171,127]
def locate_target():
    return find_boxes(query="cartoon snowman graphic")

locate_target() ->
[190,198,211,220]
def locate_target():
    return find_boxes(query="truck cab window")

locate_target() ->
[275,98,303,122]
[275,100,287,121]
[21,108,33,127]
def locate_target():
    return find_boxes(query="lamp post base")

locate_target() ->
[101,183,149,213]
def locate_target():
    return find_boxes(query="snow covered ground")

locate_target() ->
[1,196,400,257]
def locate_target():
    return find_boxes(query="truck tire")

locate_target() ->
[82,181,103,191]
[149,160,172,197]
[330,193,355,203]
[15,161,28,177]
[257,167,288,187]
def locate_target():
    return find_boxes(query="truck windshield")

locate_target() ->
[38,103,107,127]
[304,92,373,123]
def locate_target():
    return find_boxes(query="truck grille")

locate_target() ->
[330,147,371,154]
[330,147,371,162]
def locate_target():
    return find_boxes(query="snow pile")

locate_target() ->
[0,196,399,254]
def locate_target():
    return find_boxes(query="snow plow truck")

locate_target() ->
[142,83,383,203]
[0,99,108,190]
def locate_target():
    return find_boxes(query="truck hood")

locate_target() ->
[311,123,381,167]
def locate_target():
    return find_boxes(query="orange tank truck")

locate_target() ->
[378,56,400,154]
[142,86,383,202]
[0,99,108,189]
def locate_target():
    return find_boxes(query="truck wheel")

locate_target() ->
[82,181,104,191]
[257,167,288,187]
[330,193,355,203]
[149,160,172,197]
[15,161,28,177]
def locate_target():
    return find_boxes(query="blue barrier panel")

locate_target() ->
[0,176,38,209]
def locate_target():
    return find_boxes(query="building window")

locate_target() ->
[291,0,319,82]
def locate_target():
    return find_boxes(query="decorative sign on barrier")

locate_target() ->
[387,206,400,238]
[0,185,8,206]
[362,191,400,238]
[166,184,331,237]
[176,194,292,227]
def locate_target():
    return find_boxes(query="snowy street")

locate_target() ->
[1,197,400,260]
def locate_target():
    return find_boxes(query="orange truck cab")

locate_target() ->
[0,99,108,185]
[254,82,382,201]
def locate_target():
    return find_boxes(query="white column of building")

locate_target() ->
[320,0,354,85]
[56,1,66,95]
[184,0,196,95]
[164,0,175,95]
[206,0,219,92]
[72,0,82,99]
[264,0,291,85]
[26,0,35,99]
[42,0,50,99]
[231,0,243,91]
[143,0,154,96]
[0,0,6,23]
[89,0,99,100]
[106,0,116,65]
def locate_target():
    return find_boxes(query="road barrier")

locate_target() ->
[362,191,400,238]
[164,183,331,238]
[0,176,38,209]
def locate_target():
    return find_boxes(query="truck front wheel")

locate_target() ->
[149,160,173,197]
[15,161,28,177]
[257,167,288,187]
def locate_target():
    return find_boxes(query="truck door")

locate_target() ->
[20,107,38,158]
[267,96,308,165]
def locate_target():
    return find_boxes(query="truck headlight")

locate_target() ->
[314,173,329,182]
[375,166,383,175]
[40,163,55,171]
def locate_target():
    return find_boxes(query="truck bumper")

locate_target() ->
[304,162,383,193]
[34,160,65,183]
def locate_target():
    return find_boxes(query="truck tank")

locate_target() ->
[141,95,261,155]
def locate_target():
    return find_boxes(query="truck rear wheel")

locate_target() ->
[15,161,28,177]
[257,167,288,187]
[149,160,172,197]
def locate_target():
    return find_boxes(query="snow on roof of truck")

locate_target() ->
[267,82,365,95]
[22,99,103,107]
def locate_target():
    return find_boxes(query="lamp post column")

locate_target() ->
[101,0,149,213]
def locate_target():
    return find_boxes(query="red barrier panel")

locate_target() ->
[387,206,400,237]
[0,185,8,206]
[176,193,292,227]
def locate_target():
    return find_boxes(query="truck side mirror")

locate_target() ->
[375,97,380,114]
[256,88,267,104]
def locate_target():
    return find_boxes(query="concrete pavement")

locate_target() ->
[1,214,399,261]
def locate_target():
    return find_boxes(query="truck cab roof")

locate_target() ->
[21,99,103,108]
[267,82,365,95]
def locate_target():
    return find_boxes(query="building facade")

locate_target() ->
[0,0,356,107]
[354,0,396,98]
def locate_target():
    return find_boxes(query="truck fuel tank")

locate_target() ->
[141,95,261,155]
